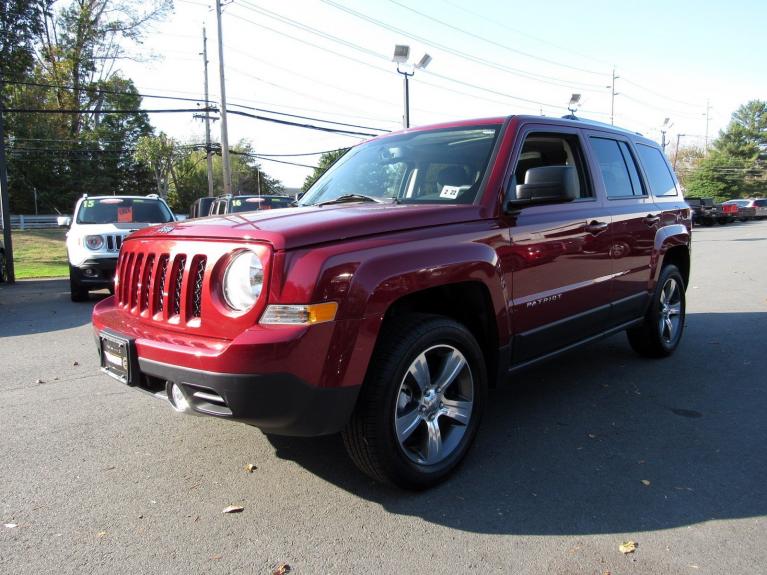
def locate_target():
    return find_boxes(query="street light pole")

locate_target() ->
[202,26,215,197]
[392,46,431,129]
[398,66,413,128]
[215,0,232,196]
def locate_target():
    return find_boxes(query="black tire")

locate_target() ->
[627,265,686,358]
[342,314,487,490]
[69,265,89,302]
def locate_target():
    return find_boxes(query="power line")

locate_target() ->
[316,0,607,91]
[227,109,378,137]
[387,0,608,77]
[226,101,390,133]
[227,4,574,116]
[4,107,216,114]
[255,147,350,157]
[2,79,209,104]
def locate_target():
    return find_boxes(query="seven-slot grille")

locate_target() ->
[117,250,207,322]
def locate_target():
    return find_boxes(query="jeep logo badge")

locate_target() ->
[157,225,174,234]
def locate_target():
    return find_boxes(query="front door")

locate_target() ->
[501,127,614,365]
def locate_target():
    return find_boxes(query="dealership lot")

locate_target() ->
[1,222,766,574]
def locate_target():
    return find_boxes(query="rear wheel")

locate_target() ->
[343,314,486,489]
[69,265,89,302]
[627,265,686,357]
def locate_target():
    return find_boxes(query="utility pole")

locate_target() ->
[704,99,712,152]
[609,67,620,126]
[215,0,232,196]
[201,26,215,197]
[0,79,16,283]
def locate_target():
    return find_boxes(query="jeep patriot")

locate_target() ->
[92,115,691,489]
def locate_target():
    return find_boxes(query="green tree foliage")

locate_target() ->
[0,1,50,89]
[5,0,169,213]
[134,136,285,213]
[686,100,767,201]
[301,148,349,192]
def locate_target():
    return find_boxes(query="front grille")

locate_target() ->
[189,257,206,318]
[170,255,186,317]
[117,250,205,324]
[105,234,124,252]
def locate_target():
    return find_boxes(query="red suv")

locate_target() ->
[92,115,691,489]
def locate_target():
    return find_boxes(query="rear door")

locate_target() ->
[502,125,614,364]
[584,132,658,324]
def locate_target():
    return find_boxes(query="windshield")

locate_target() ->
[299,125,501,206]
[76,198,174,224]
[230,196,293,213]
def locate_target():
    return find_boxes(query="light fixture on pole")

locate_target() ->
[660,117,673,152]
[393,44,431,128]
[567,93,581,116]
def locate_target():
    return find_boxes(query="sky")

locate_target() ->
[117,0,767,189]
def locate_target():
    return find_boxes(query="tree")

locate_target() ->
[134,132,176,199]
[35,0,172,136]
[685,100,767,201]
[302,148,348,192]
[0,1,50,91]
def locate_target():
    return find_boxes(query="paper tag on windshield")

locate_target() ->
[440,185,461,199]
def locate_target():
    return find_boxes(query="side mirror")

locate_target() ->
[506,166,579,210]
[58,216,72,228]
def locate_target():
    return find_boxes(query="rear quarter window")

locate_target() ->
[636,144,678,197]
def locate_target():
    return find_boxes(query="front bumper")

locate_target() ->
[92,300,364,436]
[72,257,118,288]
[130,358,360,436]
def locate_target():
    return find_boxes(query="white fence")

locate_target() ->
[8,215,63,230]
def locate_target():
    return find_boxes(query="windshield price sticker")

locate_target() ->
[440,185,461,199]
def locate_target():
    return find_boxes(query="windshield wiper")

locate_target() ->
[315,194,382,207]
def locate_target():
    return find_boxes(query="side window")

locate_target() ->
[590,137,639,198]
[636,143,678,197]
[619,142,645,196]
[512,133,592,199]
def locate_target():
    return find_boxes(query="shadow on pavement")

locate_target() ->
[266,310,767,535]
[0,279,109,337]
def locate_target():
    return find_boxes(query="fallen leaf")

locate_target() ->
[244,463,257,473]
[4,523,18,529]
[641,480,651,486]
[222,505,244,514]
[97,531,108,538]
[210,555,223,561]
[35,379,44,384]
[73,361,80,366]
[619,541,638,554]
[273,563,292,575]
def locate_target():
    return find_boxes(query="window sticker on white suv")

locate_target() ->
[440,185,462,199]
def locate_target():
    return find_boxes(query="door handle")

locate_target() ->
[586,220,608,233]
[644,214,661,225]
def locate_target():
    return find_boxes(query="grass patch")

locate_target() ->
[8,228,69,279]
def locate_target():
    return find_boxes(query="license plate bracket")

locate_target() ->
[99,330,138,386]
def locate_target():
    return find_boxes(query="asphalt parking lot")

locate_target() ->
[1,221,766,575]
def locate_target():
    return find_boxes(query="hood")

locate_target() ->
[128,203,483,250]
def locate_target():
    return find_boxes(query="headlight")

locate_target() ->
[223,250,264,311]
[85,235,104,250]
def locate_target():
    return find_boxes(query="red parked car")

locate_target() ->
[93,115,691,488]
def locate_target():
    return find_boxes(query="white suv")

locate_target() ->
[65,194,175,301]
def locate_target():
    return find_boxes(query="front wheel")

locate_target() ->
[69,265,89,302]
[343,314,487,489]
[627,265,686,357]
